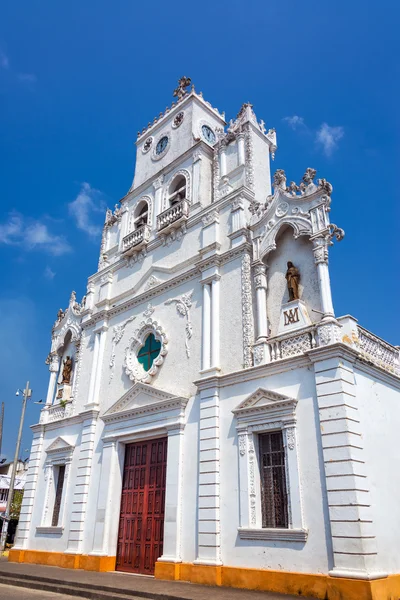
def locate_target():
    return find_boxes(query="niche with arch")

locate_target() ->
[168,174,187,207]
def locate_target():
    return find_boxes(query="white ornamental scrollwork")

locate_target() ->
[248,437,257,525]
[202,211,219,228]
[252,345,264,365]
[165,291,193,358]
[318,323,340,346]
[241,254,254,368]
[244,125,254,191]
[286,427,295,450]
[143,303,155,318]
[109,315,136,382]
[124,318,168,384]
[238,434,247,456]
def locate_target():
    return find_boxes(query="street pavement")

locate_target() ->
[0,583,91,599]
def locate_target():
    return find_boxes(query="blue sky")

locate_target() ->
[0,1,398,458]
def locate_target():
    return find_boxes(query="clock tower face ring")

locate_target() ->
[156,136,169,155]
[201,124,216,144]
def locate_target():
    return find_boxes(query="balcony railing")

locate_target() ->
[39,401,73,424]
[122,224,151,254]
[157,199,189,232]
[357,326,400,376]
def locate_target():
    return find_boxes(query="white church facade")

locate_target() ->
[10,79,400,600]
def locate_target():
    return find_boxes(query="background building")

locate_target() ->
[9,79,400,600]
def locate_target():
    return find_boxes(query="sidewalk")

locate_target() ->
[0,559,315,600]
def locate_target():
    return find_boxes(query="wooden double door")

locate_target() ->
[116,437,167,574]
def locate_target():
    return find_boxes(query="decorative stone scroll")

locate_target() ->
[165,291,193,358]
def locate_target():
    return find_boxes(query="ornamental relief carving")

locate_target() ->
[165,291,193,358]
[109,315,136,383]
[241,254,254,368]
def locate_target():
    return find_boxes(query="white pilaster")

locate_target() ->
[66,410,99,555]
[13,427,45,549]
[153,176,164,215]
[253,262,268,339]
[45,355,59,406]
[159,425,185,563]
[312,353,385,580]
[202,284,211,371]
[219,146,227,177]
[237,133,245,165]
[192,150,202,205]
[313,237,335,319]
[91,439,117,555]
[86,322,108,409]
[211,278,220,369]
[195,386,221,566]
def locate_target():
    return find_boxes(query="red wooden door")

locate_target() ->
[116,437,167,574]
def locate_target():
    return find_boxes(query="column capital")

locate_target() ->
[253,262,267,289]
[153,176,164,191]
[312,236,329,265]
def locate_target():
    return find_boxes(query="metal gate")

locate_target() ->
[116,437,167,574]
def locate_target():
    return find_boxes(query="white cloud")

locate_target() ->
[316,123,344,157]
[44,266,56,280]
[0,51,9,69]
[283,115,305,130]
[0,212,71,255]
[0,48,37,84]
[17,73,37,83]
[68,182,105,238]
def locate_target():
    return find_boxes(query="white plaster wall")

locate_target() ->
[251,129,272,201]
[354,369,400,574]
[225,141,239,174]
[219,256,245,373]
[218,367,332,573]
[27,424,82,552]
[180,394,200,563]
[100,279,203,414]
[266,227,322,337]
[132,103,195,189]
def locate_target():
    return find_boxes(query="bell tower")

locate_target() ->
[130,77,226,194]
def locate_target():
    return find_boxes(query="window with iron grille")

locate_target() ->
[51,465,65,527]
[259,431,288,528]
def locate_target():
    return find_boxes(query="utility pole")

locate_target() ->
[0,402,4,455]
[0,382,31,551]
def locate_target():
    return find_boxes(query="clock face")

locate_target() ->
[156,136,169,155]
[202,125,216,144]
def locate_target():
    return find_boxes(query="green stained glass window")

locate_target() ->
[137,333,161,371]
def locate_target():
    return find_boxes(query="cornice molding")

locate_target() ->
[82,242,251,330]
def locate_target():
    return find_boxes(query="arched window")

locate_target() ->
[168,175,186,206]
[133,200,149,229]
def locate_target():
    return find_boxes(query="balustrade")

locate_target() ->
[157,199,189,232]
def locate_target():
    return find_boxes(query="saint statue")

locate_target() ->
[61,356,73,385]
[286,261,300,301]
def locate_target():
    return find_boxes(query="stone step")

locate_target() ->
[0,573,173,600]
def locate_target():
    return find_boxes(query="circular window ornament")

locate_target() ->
[152,134,170,161]
[172,111,184,128]
[142,137,153,153]
[201,124,216,145]
[124,318,168,384]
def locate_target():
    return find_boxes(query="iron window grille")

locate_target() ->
[51,465,66,527]
[259,431,288,528]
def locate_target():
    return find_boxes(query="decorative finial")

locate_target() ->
[173,76,192,100]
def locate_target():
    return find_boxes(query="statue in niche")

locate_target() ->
[61,356,73,384]
[286,262,300,301]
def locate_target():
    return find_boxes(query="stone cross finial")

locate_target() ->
[173,76,192,100]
